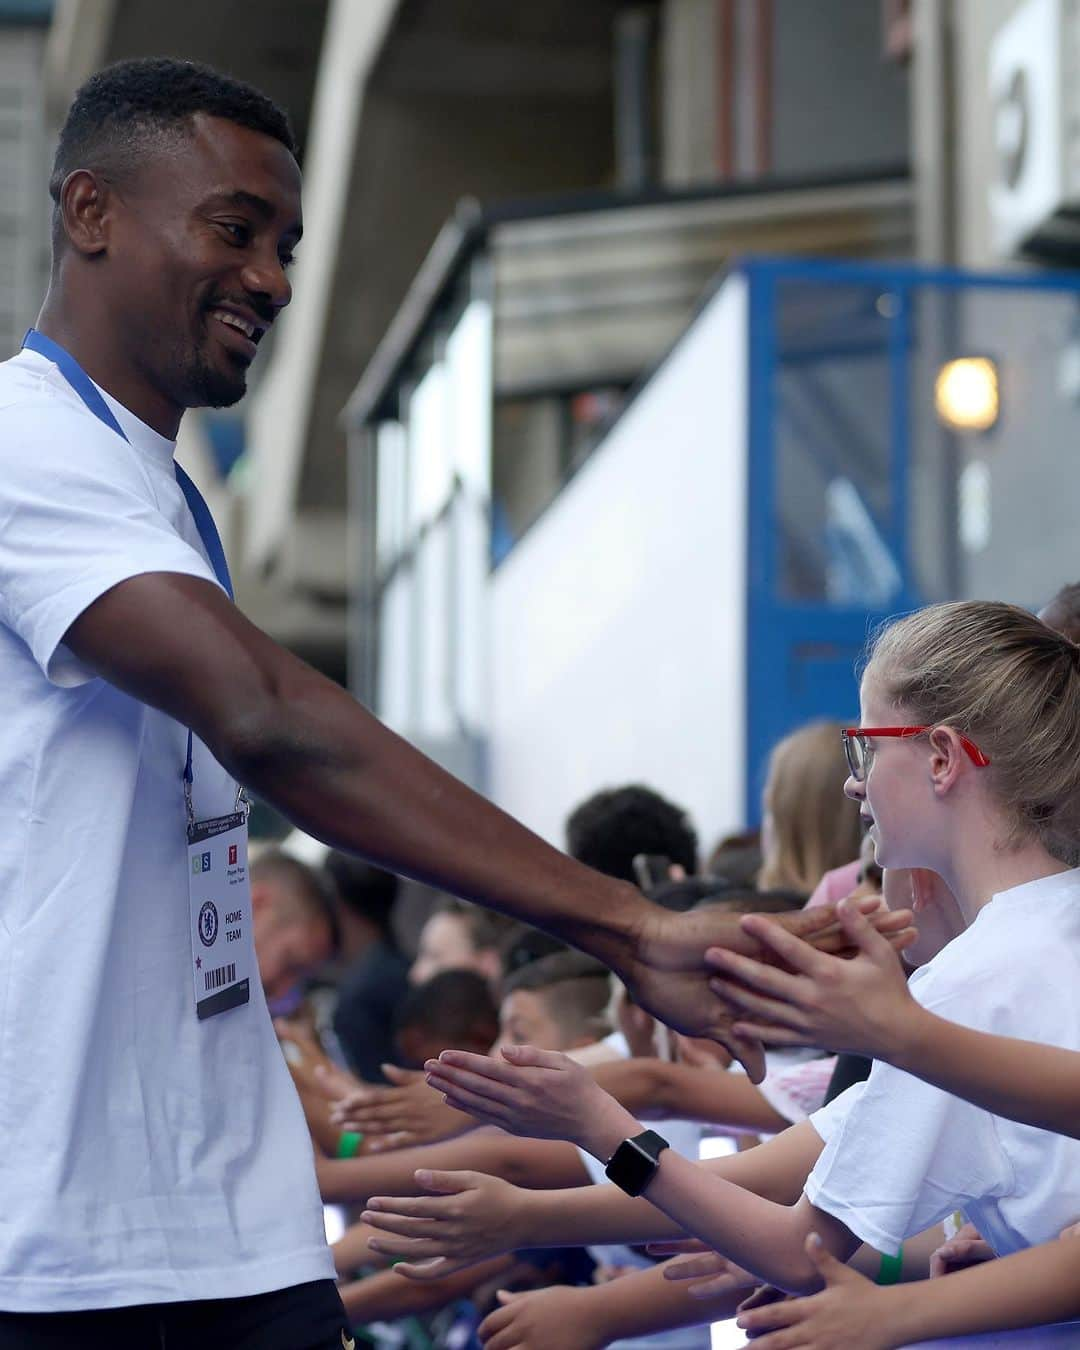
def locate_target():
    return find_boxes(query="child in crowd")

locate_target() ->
[410,897,521,989]
[327,950,623,1335]
[392,970,500,1070]
[757,720,863,896]
[280,969,498,1159]
[690,892,1080,1346]
[323,852,410,1084]
[564,784,699,883]
[367,602,1080,1339]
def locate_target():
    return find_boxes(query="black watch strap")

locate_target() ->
[604,1128,670,1197]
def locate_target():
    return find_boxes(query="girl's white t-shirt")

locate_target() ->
[806,869,1080,1258]
[0,350,333,1309]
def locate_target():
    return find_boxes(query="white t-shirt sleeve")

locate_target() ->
[807,1079,863,1145]
[804,1032,1013,1257]
[0,403,218,686]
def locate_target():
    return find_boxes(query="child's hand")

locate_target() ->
[478,1285,605,1350]
[705,898,919,1059]
[424,1045,640,1159]
[323,1063,473,1148]
[660,1247,757,1299]
[736,1233,899,1348]
[361,1169,528,1278]
[929,1222,995,1278]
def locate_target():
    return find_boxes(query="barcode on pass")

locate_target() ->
[204,963,236,992]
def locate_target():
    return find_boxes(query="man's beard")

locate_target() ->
[180,339,247,409]
[167,309,251,410]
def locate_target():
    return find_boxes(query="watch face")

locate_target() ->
[606,1131,669,1197]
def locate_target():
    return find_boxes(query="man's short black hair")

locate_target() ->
[50,57,296,208]
[565,784,698,883]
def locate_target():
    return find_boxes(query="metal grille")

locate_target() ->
[0,27,48,359]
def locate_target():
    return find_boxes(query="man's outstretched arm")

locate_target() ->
[66,571,911,1068]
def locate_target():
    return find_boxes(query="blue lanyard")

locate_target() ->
[22,328,234,795]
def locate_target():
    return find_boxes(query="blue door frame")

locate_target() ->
[741,255,1080,823]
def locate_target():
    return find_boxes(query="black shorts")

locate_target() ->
[0,1279,350,1350]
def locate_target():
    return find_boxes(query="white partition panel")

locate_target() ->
[489,273,749,849]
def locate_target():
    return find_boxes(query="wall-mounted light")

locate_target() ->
[934,357,1000,433]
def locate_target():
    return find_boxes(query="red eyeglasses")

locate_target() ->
[842,726,990,782]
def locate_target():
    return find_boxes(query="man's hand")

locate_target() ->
[623,899,914,1081]
[702,898,920,1060]
[323,1064,474,1150]
[736,1233,898,1349]
[424,1045,638,1159]
[478,1285,604,1350]
[361,1169,528,1278]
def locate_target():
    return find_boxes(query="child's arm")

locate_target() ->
[337,1254,513,1325]
[315,1129,589,1204]
[424,1045,853,1293]
[710,902,1080,1138]
[361,1119,824,1276]
[591,1057,789,1133]
[477,1259,751,1350]
[738,1227,1080,1349]
[479,1227,949,1350]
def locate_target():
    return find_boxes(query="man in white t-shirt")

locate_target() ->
[0,54,883,1349]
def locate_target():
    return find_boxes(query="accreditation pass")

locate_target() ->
[187,810,252,1019]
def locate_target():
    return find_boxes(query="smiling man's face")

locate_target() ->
[103,112,302,415]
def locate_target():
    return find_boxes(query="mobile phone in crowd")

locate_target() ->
[633,853,673,893]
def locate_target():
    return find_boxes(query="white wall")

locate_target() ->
[488,273,749,853]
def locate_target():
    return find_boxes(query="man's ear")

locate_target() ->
[58,169,113,258]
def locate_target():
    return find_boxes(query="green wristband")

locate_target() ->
[336,1130,363,1159]
[877,1248,903,1285]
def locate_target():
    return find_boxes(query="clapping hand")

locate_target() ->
[423,1044,640,1160]
[621,897,914,1082]
[704,897,918,1059]
[322,1063,474,1151]
[361,1168,528,1279]
[735,1233,895,1349]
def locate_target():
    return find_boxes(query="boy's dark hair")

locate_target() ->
[393,969,499,1043]
[250,848,340,957]
[565,785,698,882]
[502,949,610,996]
[501,950,612,1044]
[50,57,296,212]
[501,928,570,977]
[323,852,398,939]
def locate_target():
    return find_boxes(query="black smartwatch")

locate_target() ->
[604,1129,670,1196]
